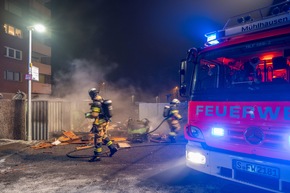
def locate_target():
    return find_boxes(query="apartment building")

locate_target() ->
[0,0,51,99]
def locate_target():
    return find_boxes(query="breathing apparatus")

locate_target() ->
[146,99,181,135]
[86,88,113,120]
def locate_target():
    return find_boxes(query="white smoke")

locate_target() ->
[52,58,144,125]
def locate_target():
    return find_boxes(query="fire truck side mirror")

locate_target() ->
[180,60,187,97]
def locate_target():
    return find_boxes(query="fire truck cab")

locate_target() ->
[180,1,290,192]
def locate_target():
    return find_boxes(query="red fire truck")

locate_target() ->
[179,1,290,192]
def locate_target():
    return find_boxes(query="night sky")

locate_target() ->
[49,0,276,98]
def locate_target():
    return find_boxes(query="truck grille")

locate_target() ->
[207,125,290,160]
[227,126,287,149]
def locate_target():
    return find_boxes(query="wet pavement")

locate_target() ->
[0,137,273,193]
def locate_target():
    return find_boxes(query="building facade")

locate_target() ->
[0,0,51,99]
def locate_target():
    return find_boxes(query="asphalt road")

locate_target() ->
[0,138,273,193]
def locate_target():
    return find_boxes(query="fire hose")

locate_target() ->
[66,117,173,159]
[66,140,185,159]
[146,117,168,134]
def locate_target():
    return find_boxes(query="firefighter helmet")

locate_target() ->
[88,88,99,100]
[170,98,180,104]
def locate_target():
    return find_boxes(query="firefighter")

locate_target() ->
[85,88,118,162]
[166,98,182,143]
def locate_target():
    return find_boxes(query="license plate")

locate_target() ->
[233,160,280,179]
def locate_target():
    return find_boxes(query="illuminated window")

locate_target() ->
[4,47,22,60]
[15,28,22,37]
[8,25,14,35]
[3,24,22,38]
[4,70,21,82]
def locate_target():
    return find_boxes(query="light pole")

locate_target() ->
[173,86,179,99]
[131,95,135,104]
[102,82,106,97]
[155,96,159,103]
[27,24,45,141]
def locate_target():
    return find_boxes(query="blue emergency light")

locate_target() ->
[205,32,219,45]
[204,30,225,46]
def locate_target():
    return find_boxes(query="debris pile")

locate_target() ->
[31,131,89,150]
[30,131,129,150]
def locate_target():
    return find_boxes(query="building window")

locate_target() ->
[4,70,21,82]
[15,50,21,59]
[39,74,51,84]
[8,49,14,57]
[4,24,22,38]
[14,72,20,81]
[4,47,22,60]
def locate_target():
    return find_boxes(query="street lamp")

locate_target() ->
[155,96,159,103]
[27,24,46,141]
[173,86,179,99]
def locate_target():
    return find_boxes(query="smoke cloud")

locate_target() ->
[52,58,149,126]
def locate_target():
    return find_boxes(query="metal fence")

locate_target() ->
[31,100,73,140]
[30,100,187,140]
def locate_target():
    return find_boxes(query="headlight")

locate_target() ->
[187,126,204,139]
[187,151,206,164]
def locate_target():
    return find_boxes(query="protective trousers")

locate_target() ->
[89,121,117,162]
[167,119,181,142]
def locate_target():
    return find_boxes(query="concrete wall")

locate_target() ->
[0,99,86,140]
[0,99,26,140]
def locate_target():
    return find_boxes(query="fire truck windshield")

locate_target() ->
[191,35,290,101]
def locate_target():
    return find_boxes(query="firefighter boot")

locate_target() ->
[105,139,118,157]
[88,147,102,162]
[168,136,176,143]
[109,146,118,157]
[88,152,101,162]
[168,132,177,143]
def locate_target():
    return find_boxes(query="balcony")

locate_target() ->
[30,0,51,17]
[32,61,51,75]
[32,41,51,57]
[32,82,51,95]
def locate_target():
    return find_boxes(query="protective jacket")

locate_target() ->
[166,102,182,142]
[85,89,117,162]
